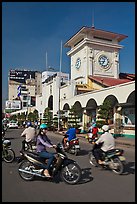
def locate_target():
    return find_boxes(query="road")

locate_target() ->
[2,128,135,202]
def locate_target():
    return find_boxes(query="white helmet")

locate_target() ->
[102,125,109,132]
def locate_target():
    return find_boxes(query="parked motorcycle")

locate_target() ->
[2,139,15,163]
[62,137,80,156]
[89,143,126,175]
[18,143,82,184]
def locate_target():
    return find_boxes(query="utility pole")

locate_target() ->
[46,52,48,70]
[58,40,62,131]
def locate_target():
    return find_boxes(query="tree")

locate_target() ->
[43,107,53,128]
[67,106,81,128]
[27,112,34,122]
[33,109,39,121]
[52,114,58,128]
[97,99,113,128]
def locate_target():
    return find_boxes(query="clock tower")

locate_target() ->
[64,26,127,84]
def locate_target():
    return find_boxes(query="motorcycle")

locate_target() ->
[62,136,80,156]
[2,139,15,163]
[2,129,5,139]
[24,140,36,152]
[89,143,126,175]
[18,143,82,184]
[86,133,99,144]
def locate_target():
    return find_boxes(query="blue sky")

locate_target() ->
[2,2,135,109]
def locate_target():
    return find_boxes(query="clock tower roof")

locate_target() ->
[64,26,127,47]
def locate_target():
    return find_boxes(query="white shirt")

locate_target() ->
[21,127,36,142]
[95,131,115,152]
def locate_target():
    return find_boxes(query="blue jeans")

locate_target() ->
[38,151,55,170]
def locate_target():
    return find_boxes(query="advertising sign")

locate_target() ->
[5,100,21,110]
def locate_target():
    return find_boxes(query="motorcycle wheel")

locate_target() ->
[89,152,98,167]
[60,163,81,185]
[18,160,35,181]
[111,157,124,175]
[3,149,15,163]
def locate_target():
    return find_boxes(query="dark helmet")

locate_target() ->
[27,121,32,127]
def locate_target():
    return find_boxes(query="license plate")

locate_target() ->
[119,156,126,161]
[75,145,80,148]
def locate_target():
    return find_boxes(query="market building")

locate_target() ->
[36,26,135,137]
[8,26,135,137]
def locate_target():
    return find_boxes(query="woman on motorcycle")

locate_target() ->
[36,123,56,177]
[93,125,115,165]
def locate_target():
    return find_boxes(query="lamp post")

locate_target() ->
[26,91,30,120]
[58,40,62,131]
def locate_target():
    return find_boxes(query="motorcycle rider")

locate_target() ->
[36,123,56,177]
[93,124,115,165]
[88,123,98,141]
[62,125,76,149]
[21,121,36,151]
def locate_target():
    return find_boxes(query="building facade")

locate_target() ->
[35,26,135,137]
[8,26,135,137]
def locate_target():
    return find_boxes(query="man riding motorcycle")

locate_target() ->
[62,126,76,149]
[21,121,36,151]
[93,124,115,165]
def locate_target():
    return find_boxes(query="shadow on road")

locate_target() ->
[78,167,94,184]
[122,161,135,175]
[77,149,91,156]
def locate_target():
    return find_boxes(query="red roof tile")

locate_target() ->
[89,75,132,87]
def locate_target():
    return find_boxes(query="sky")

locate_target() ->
[2,2,135,110]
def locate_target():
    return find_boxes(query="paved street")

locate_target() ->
[2,129,135,202]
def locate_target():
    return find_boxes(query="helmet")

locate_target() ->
[92,123,96,127]
[40,123,48,129]
[102,125,109,132]
[27,121,32,127]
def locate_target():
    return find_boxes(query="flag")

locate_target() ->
[17,85,21,97]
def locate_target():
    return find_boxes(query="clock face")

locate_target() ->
[75,58,81,69]
[98,55,110,69]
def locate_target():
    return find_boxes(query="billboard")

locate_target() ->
[9,69,36,83]
[5,100,21,110]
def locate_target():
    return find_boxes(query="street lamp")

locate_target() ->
[58,40,63,131]
[26,91,30,120]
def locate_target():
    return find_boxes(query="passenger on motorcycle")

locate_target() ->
[88,123,98,142]
[21,121,36,151]
[93,125,115,165]
[62,126,76,149]
[36,123,56,177]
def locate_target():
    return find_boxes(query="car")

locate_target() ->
[7,121,18,129]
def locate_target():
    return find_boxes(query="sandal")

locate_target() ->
[44,173,51,178]
[44,170,51,177]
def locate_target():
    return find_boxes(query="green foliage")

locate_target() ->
[27,112,34,121]
[96,120,106,128]
[43,107,53,127]
[53,114,58,128]
[33,109,39,121]
[97,99,113,124]
[9,115,17,121]
[67,106,81,128]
